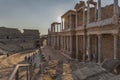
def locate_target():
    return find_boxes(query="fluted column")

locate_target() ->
[113,34,119,59]
[69,15,72,29]
[87,35,91,61]
[57,24,58,32]
[76,35,79,60]
[98,34,102,63]
[83,7,85,25]
[114,0,118,16]
[76,12,78,27]
[83,35,86,61]
[98,0,101,21]
[64,36,65,50]
[70,36,73,57]
[95,5,97,21]
[67,36,69,51]
[87,3,90,23]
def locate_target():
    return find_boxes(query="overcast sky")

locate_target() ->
[0,0,118,34]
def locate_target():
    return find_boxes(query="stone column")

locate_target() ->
[95,37,98,62]
[114,0,118,16]
[98,34,102,63]
[83,7,85,25]
[98,0,101,21]
[70,15,72,29]
[87,3,90,23]
[76,35,79,60]
[57,36,59,49]
[83,35,86,61]
[76,12,78,27]
[64,36,66,50]
[66,36,69,51]
[65,36,67,50]
[87,35,91,61]
[113,34,119,59]
[54,26,55,32]
[70,36,73,57]
[95,5,97,21]
[57,24,58,32]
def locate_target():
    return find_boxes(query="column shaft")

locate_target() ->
[83,7,85,25]
[114,0,118,16]
[87,35,91,61]
[87,3,90,23]
[95,5,97,21]
[76,35,79,60]
[76,12,78,27]
[98,35,102,63]
[98,0,101,21]
[114,34,119,59]
[70,15,72,29]
[70,36,73,57]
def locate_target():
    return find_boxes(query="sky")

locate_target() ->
[0,0,118,35]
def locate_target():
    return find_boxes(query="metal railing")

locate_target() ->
[8,64,32,80]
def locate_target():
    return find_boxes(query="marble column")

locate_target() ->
[87,35,91,61]
[98,0,101,21]
[67,36,69,51]
[98,34,102,63]
[76,35,79,60]
[65,36,67,50]
[76,12,78,27]
[57,24,58,32]
[114,0,118,16]
[83,35,86,61]
[95,5,97,21]
[83,7,85,25]
[113,34,119,59]
[64,36,66,50]
[70,15,72,29]
[87,3,90,23]
[54,26,55,32]
[95,37,98,62]
[70,36,73,57]
[57,36,59,49]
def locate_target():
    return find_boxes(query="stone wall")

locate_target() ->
[23,29,40,39]
[0,27,40,54]
[0,27,21,39]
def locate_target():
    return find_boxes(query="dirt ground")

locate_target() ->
[0,49,38,80]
